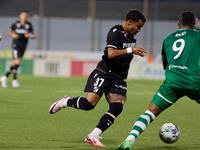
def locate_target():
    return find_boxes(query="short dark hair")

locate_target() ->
[125,9,146,23]
[22,10,28,13]
[179,11,196,28]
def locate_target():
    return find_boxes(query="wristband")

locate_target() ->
[127,47,132,54]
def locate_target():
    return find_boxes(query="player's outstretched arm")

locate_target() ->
[107,47,147,59]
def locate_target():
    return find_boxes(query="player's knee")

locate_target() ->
[108,102,123,118]
[84,101,95,110]
[79,97,95,110]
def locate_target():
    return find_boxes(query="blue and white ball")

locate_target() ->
[159,123,180,144]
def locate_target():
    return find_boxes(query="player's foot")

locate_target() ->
[12,80,20,88]
[0,75,7,88]
[85,135,105,147]
[115,140,132,150]
[49,95,70,114]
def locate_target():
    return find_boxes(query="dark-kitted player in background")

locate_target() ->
[0,10,36,88]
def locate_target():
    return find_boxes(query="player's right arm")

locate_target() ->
[162,57,168,70]
[7,29,19,39]
[107,47,147,59]
[106,26,147,59]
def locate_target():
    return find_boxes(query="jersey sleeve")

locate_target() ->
[11,23,16,32]
[106,28,120,49]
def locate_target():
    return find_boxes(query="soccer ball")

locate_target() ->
[159,123,180,144]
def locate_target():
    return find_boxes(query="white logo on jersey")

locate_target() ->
[15,29,26,34]
[25,24,30,29]
[123,43,135,48]
[168,64,187,70]
[16,23,21,28]
[175,31,186,37]
[113,28,117,32]
[115,84,127,90]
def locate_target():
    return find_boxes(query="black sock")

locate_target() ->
[5,66,14,77]
[13,65,19,80]
[96,103,123,132]
[67,96,94,110]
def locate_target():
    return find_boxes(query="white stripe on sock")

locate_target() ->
[134,121,146,130]
[140,114,150,124]
[130,130,139,136]
[89,127,102,136]
[125,135,135,145]
[145,110,156,120]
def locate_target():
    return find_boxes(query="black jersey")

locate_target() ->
[97,25,136,79]
[11,21,34,47]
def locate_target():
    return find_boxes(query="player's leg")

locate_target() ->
[90,93,125,135]
[5,64,15,78]
[116,84,182,150]
[86,78,126,147]
[186,89,200,104]
[12,58,21,88]
[85,93,125,147]
[115,102,159,150]
[12,47,26,88]
[49,69,105,114]
[0,75,7,88]
[49,92,99,113]
[0,49,20,88]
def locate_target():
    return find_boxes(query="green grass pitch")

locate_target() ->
[0,75,199,150]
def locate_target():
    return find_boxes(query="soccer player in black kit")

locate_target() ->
[49,9,148,147]
[0,10,35,88]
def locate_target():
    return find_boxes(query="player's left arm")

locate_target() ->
[28,31,36,39]
[24,32,36,39]
[24,22,36,39]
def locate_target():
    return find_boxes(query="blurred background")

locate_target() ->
[0,0,200,78]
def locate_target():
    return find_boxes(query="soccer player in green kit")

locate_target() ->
[116,11,200,150]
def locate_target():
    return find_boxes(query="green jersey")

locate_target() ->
[162,29,200,90]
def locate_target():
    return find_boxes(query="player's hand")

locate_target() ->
[132,46,148,57]
[24,33,29,38]
[24,32,36,39]
[12,33,19,39]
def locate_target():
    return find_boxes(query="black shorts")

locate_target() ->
[12,43,26,59]
[84,68,127,97]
